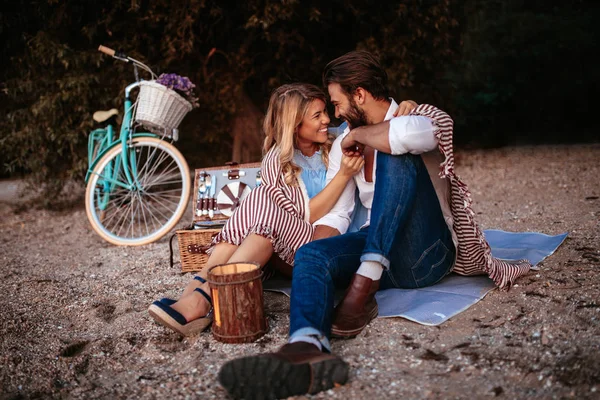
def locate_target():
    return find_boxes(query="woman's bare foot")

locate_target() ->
[181,274,208,298]
[171,283,212,322]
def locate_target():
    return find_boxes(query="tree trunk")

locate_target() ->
[231,91,263,163]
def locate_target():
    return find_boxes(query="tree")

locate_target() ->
[0,0,462,207]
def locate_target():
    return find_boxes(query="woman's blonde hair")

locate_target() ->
[263,83,331,186]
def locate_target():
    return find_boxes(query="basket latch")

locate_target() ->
[187,244,210,254]
[223,161,245,180]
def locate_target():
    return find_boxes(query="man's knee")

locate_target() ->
[378,151,420,170]
[293,240,335,278]
[375,152,423,186]
[295,240,327,265]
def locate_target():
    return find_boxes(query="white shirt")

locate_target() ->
[315,99,438,234]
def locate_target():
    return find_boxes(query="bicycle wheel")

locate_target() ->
[85,137,191,246]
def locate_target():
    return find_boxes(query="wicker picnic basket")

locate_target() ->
[170,162,262,273]
[170,227,221,273]
[135,80,192,135]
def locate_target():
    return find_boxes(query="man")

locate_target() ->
[218,51,531,399]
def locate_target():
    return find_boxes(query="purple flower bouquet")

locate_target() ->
[156,73,199,108]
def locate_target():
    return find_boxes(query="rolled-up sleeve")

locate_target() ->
[388,115,438,155]
[313,133,355,234]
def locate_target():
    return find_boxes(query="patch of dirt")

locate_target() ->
[1,144,599,399]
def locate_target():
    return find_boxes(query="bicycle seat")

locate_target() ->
[93,108,119,123]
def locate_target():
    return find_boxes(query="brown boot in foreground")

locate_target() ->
[331,274,380,338]
[218,341,348,399]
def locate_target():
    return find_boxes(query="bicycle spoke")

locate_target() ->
[142,178,184,188]
[143,190,181,206]
[144,197,177,216]
[142,156,177,187]
[137,194,162,232]
[141,196,173,222]
[137,140,163,181]
[136,143,169,186]
[114,194,135,238]
[135,194,144,238]
[137,193,169,227]
[98,189,132,227]
[142,146,173,184]
[137,191,151,238]
[142,187,185,194]
[141,168,181,189]
[130,195,138,238]
[111,194,135,235]
[102,193,130,238]
[97,171,132,226]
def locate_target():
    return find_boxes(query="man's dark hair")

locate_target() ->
[322,50,389,101]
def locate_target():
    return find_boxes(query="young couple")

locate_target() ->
[149,50,532,398]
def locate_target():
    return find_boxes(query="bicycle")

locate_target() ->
[85,45,191,246]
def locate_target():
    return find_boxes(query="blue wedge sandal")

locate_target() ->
[148,276,213,336]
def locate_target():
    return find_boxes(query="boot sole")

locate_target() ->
[218,353,349,399]
[331,305,379,339]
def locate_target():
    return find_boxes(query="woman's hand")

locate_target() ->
[308,152,363,223]
[339,154,365,178]
[393,100,418,117]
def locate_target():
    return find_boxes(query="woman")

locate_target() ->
[148,83,364,336]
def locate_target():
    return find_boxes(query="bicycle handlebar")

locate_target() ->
[97,44,157,79]
[98,45,115,56]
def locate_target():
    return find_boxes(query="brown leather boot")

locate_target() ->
[331,274,380,338]
[219,341,349,399]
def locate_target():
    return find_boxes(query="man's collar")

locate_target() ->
[384,98,398,122]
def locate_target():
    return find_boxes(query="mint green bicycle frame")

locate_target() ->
[86,82,159,210]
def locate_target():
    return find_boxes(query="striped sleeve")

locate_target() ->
[261,146,282,187]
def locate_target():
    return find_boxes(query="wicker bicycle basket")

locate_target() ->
[170,228,221,273]
[135,80,193,135]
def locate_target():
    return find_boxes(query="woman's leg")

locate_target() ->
[179,242,238,298]
[171,234,274,321]
[227,234,274,265]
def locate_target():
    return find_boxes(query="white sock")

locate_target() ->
[356,260,383,280]
[289,335,322,351]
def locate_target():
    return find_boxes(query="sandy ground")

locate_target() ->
[1,144,599,400]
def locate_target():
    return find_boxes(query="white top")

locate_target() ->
[314,99,438,234]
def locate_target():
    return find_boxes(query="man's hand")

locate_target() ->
[393,100,418,117]
[340,129,365,156]
[312,225,340,241]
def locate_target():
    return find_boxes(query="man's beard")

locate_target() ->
[340,98,368,129]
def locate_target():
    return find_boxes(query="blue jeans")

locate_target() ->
[290,152,455,351]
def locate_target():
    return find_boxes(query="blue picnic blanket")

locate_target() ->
[263,230,568,326]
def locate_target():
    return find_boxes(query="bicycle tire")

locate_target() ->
[85,137,191,246]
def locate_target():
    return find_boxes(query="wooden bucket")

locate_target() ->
[207,262,268,343]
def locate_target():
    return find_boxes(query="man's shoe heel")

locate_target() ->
[331,304,379,339]
[308,358,349,394]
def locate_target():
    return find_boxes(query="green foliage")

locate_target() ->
[1,0,461,207]
[2,0,598,207]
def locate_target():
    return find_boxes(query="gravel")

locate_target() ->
[1,144,599,399]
